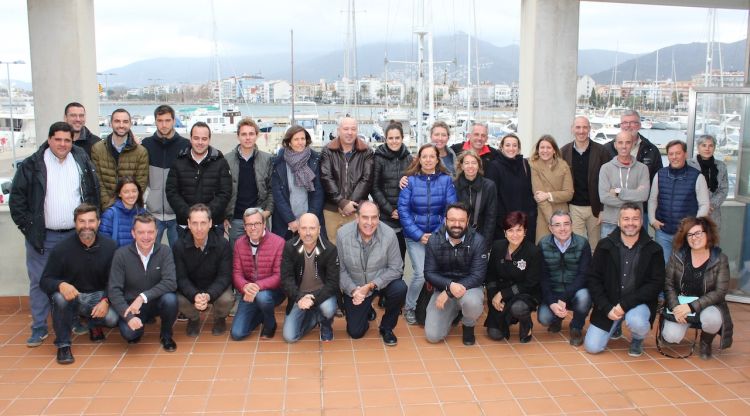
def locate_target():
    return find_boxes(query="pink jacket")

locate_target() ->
[233,231,285,291]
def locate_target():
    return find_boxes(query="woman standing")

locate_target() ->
[485,211,542,343]
[371,122,412,259]
[100,176,147,247]
[663,216,733,359]
[398,143,457,325]
[453,150,497,243]
[529,135,573,242]
[487,133,537,242]
[429,121,458,175]
[271,125,326,239]
[688,135,728,228]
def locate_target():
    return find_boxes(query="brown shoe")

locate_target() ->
[699,332,716,360]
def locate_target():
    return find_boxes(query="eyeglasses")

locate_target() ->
[244,222,264,229]
[550,222,572,228]
[620,121,641,126]
[687,230,705,239]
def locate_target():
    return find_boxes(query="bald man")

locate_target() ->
[280,213,340,342]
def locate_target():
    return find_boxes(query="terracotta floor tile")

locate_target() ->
[554,395,599,413]
[712,399,750,415]
[507,382,548,399]
[479,399,524,415]
[145,366,183,382]
[19,382,64,398]
[248,378,285,394]
[498,367,536,383]
[42,397,92,414]
[59,382,101,398]
[644,372,685,388]
[589,392,634,410]
[640,405,684,416]
[124,394,169,413]
[402,403,443,416]
[205,394,246,412]
[322,391,361,409]
[395,373,432,390]
[83,396,131,414]
[252,364,286,379]
[284,392,323,410]
[680,402,723,416]
[173,380,213,396]
[245,393,284,411]
[398,387,439,405]
[623,388,670,407]
[563,364,603,378]
[692,383,739,401]
[164,395,207,414]
[391,360,428,374]
[288,363,323,378]
[363,405,403,416]
[361,388,399,407]
[442,401,483,415]
[517,397,562,415]
[429,371,468,388]
[471,384,513,401]
[4,398,49,415]
[609,374,649,391]
[95,381,139,397]
[543,380,584,396]
[358,374,395,390]
[321,375,357,392]
[435,385,475,402]
[530,366,569,382]
[134,381,176,396]
[657,386,705,404]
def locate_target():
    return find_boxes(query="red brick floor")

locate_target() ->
[0,300,747,415]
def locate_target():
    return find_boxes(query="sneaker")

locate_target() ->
[260,324,277,339]
[72,321,88,336]
[610,324,623,340]
[404,309,417,325]
[186,319,200,337]
[548,319,562,333]
[211,318,226,336]
[462,325,476,346]
[569,328,583,347]
[320,323,334,342]
[380,329,398,346]
[89,327,105,343]
[56,346,75,365]
[26,327,48,347]
[628,338,643,357]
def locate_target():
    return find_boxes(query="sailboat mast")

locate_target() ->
[415,0,426,145]
[291,30,295,124]
[466,30,471,115]
[210,0,223,113]
[654,49,659,111]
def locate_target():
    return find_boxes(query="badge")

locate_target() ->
[516,259,526,271]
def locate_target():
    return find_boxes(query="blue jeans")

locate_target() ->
[230,289,285,340]
[25,230,75,331]
[654,229,674,264]
[117,293,178,341]
[282,297,337,343]
[537,288,592,330]
[157,219,178,248]
[51,291,119,347]
[404,238,426,311]
[600,222,617,239]
[584,304,651,354]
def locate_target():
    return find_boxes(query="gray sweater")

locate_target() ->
[336,221,404,296]
[598,157,650,225]
[108,242,177,318]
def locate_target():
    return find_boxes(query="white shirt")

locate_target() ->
[43,148,81,230]
[136,244,154,272]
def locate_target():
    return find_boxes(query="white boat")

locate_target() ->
[290,101,324,142]
[0,106,36,149]
[589,106,630,131]
[591,127,619,144]
[184,105,242,134]
[376,106,415,144]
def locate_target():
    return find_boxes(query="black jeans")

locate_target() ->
[117,293,178,341]
[343,279,407,338]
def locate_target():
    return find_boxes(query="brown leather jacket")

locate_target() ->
[319,137,374,210]
[665,247,733,349]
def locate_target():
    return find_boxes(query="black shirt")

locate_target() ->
[570,145,591,206]
[234,154,258,219]
[39,233,118,295]
[617,237,641,297]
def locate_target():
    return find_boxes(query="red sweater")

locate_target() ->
[233,231,285,291]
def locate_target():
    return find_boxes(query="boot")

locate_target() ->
[699,332,716,360]
[519,318,533,343]
[462,325,476,346]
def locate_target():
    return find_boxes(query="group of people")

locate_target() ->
[9,103,733,366]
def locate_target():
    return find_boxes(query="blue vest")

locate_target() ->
[656,165,700,234]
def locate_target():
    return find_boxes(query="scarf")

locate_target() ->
[697,156,719,193]
[283,147,316,192]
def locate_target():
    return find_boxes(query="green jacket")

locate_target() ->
[91,132,149,210]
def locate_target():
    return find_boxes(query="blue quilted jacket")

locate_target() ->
[398,172,457,241]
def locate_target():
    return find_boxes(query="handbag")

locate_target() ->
[656,297,701,359]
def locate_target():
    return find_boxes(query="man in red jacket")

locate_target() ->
[230,207,285,340]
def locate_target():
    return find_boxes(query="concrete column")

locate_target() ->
[518,0,579,150]
[27,0,99,138]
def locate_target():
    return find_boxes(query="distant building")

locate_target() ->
[577,75,596,103]
[493,84,512,105]
[263,80,292,103]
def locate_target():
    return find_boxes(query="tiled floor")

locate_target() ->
[0,301,748,415]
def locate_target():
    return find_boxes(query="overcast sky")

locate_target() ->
[0,0,747,83]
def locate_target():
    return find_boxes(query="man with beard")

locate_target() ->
[584,202,665,357]
[141,105,190,247]
[91,109,149,210]
[40,203,118,364]
[337,201,407,346]
[423,202,488,345]
[64,102,101,156]
[281,213,340,343]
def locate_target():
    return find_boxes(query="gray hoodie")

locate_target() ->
[598,157,650,225]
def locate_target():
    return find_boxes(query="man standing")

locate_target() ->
[606,110,663,183]
[449,122,500,166]
[281,213,340,343]
[166,122,232,230]
[108,214,178,351]
[225,118,274,245]
[648,140,710,262]
[174,204,233,337]
[91,109,149,210]
[10,122,100,347]
[64,102,100,156]
[537,210,592,346]
[230,208,286,340]
[319,117,374,242]
[584,203,664,357]
[40,203,119,364]
[424,203,488,345]
[598,131,650,238]
[337,201,407,346]
[561,116,610,250]
[141,105,191,247]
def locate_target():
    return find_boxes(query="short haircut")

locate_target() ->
[356,200,379,215]
[455,149,484,177]
[188,203,212,221]
[111,108,131,123]
[64,102,84,116]
[470,122,488,133]
[385,122,404,139]
[531,134,561,161]
[73,202,99,221]
[621,109,641,119]
[665,140,687,153]
[620,201,642,213]
[243,207,264,221]
[500,133,521,151]
[154,104,175,119]
[673,216,719,252]
[48,121,73,139]
[549,209,571,225]
[190,121,211,138]
[696,134,717,147]
[430,121,450,136]
[132,213,157,230]
[237,117,259,135]
[446,201,469,217]
[503,211,528,231]
[282,125,312,149]
[114,176,143,207]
